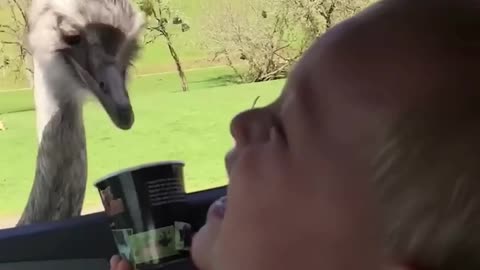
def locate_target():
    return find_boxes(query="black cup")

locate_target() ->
[94,161,193,270]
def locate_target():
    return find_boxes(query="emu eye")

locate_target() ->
[62,34,81,46]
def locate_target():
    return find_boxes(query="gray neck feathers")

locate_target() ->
[17,59,87,226]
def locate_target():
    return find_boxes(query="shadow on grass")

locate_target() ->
[5,108,34,114]
[170,74,242,93]
[0,107,35,115]
[0,89,35,114]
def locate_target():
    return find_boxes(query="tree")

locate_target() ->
[138,0,190,92]
[201,0,372,83]
[293,0,370,47]
[0,0,32,86]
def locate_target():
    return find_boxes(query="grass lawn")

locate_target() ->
[0,0,284,221]
[0,66,285,216]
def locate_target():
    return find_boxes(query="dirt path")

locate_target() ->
[0,206,105,229]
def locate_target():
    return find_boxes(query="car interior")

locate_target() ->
[0,185,226,270]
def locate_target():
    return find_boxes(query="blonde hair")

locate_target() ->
[373,97,480,269]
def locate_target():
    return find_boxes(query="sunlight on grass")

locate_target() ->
[0,0,284,219]
[0,69,285,215]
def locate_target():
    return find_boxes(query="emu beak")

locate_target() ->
[69,58,134,130]
[92,65,134,130]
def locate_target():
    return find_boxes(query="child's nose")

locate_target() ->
[230,108,272,146]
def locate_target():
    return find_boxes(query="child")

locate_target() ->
[112,0,480,269]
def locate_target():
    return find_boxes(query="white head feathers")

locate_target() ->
[27,0,144,55]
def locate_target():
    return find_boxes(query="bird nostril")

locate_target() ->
[99,81,107,93]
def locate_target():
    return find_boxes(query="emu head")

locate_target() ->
[27,0,144,130]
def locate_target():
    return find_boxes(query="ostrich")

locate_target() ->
[17,0,144,226]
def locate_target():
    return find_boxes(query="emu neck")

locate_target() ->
[33,58,64,142]
[17,58,87,226]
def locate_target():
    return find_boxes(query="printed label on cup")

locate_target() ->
[95,162,192,270]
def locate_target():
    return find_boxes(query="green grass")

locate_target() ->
[0,0,284,218]
[0,67,285,216]
[0,66,241,114]
[0,90,34,114]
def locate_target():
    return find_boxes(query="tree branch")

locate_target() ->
[0,0,32,79]
[0,24,18,33]
[11,0,28,29]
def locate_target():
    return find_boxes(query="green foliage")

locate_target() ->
[137,0,190,40]
[261,10,267,18]
[138,0,154,16]
[181,23,190,32]
[172,16,182,24]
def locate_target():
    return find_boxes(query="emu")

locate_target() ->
[17,0,144,226]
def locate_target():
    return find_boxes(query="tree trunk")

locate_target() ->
[165,34,188,92]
